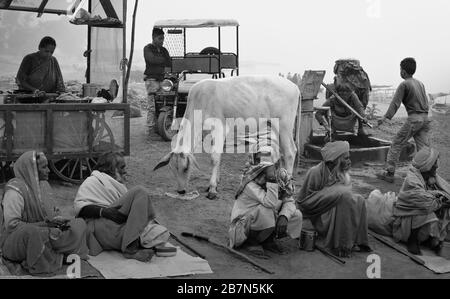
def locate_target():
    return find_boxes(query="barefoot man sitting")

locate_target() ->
[229,152,302,259]
[75,152,167,262]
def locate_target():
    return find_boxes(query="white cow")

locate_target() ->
[154,75,301,199]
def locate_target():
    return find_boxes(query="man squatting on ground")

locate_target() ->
[392,147,450,255]
[143,27,172,137]
[377,57,431,183]
[229,152,303,259]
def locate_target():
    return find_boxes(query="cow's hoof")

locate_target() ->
[204,186,210,193]
[206,192,218,200]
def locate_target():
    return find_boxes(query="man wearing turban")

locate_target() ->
[296,141,371,258]
[392,147,450,255]
[229,150,302,259]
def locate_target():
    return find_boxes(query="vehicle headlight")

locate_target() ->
[161,79,174,92]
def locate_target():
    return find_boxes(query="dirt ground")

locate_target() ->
[36,112,450,279]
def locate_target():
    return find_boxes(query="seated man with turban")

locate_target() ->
[296,141,371,257]
[392,147,450,255]
[229,153,302,259]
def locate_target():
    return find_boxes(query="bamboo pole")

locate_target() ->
[125,0,138,89]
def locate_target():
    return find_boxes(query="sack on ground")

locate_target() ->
[367,189,396,236]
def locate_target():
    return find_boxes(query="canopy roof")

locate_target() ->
[154,19,239,28]
[0,0,81,16]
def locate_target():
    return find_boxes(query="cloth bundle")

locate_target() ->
[367,189,396,236]
[140,221,170,249]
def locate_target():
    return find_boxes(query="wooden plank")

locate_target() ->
[0,103,129,111]
[369,231,425,266]
[0,6,67,15]
[123,105,130,156]
[5,111,13,161]
[87,110,94,155]
[299,99,314,155]
[37,0,49,17]
[45,109,53,155]
[69,0,82,14]
[99,0,119,19]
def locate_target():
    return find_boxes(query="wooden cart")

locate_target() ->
[0,0,134,183]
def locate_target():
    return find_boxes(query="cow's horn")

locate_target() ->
[154,152,173,171]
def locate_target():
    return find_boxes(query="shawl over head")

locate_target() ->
[74,170,128,215]
[235,162,274,199]
[321,141,350,162]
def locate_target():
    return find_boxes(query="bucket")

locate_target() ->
[82,83,102,97]
[299,229,318,251]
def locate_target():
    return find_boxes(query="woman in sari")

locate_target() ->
[75,152,165,262]
[0,151,88,276]
[16,36,66,96]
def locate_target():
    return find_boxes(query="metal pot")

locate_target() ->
[299,229,318,252]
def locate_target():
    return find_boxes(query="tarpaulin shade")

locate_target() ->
[89,0,124,86]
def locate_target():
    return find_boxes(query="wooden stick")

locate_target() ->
[125,0,138,91]
[182,232,275,275]
[153,220,206,259]
[321,83,373,128]
[369,231,425,266]
[315,244,346,265]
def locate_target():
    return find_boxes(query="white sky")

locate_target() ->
[1,0,450,93]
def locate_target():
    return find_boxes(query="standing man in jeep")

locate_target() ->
[144,27,172,138]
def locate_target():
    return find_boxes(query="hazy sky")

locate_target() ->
[1,0,449,92]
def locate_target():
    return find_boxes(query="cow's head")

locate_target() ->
[153,152,200,194]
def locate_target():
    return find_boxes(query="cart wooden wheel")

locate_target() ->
[49,112,116,184]
[49,157,98,184]
[157,110,177,141]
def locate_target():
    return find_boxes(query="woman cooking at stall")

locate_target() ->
[16,36,66,97]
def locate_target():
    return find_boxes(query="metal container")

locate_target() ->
[439,242,450,260]
[299,229,318,251]
[82,83,102,97]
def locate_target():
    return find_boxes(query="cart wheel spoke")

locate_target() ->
[79,159,83,181]
[59,160,71,173]
[86,158,93,174]
[69,159,79,179]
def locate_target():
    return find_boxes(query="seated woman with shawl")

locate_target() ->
[393,147,450,255]
[0,151,88,276]
[75,152,166,262]
[230,153,302,259]
[296,141,371,258]
[16,36,66,97]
